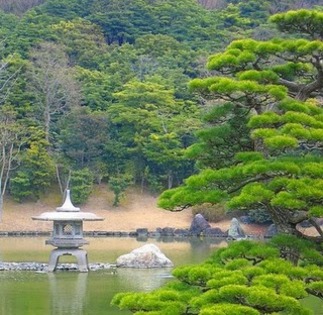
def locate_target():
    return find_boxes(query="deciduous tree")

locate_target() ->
[0,106,24,219]
[27,42,80,144]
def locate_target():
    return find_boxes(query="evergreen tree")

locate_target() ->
[159,9,323,240]
[108,77,200,191]
[10,129,54,202]
[112,237,323,314]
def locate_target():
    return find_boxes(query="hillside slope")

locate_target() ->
[0,184,277,236]
[0,185,194,232]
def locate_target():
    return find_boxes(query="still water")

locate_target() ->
[0,236,226,315]
[0,237,322,315]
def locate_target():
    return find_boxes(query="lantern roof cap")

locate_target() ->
[32,189,104,222]
[56,190,80,212]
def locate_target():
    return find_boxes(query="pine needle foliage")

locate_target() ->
[112,238,323,314]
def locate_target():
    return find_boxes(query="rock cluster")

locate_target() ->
[0,262,116,272]
[1,213,277,245]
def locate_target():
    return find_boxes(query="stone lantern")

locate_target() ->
[32,190,104,272]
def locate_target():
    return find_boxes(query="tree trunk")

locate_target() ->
[167,170,173,189]
[44,104,50,143]
[55,164,64,195]
[0,186,3,222]
[141,173,145,193]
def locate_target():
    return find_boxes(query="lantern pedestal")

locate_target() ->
[48,248,89,272]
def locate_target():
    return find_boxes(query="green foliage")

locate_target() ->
[51,19,108,68]
[69,168,93,204]
[58,108,110,177]
[186,104,252,170]
[159,152,323,225]
[0,0,321,246]
[10,172,33,202]
[270,9,323,39]
[81,0,221,49]
[270,234,323,266]
[211,240,279,265]
[4,10,61,57]
[10,135,55,202]
[113,240,322,314]
[0,11,18,39]
[75,67,115,110]
[108,174,133,207]
[107,77,200,191]
[159,9,323,239]
[199,303,260,315]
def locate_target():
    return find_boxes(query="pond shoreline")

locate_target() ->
[0,228,266,239]
[0,261,117,272]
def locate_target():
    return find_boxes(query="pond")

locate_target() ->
[0,237,322,315]
[0,236,226,315]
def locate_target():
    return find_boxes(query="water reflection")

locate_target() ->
[0,237,321,315]
[117,268,173,292]
[0,236,227,265]
[133,236,227,266]
[48,273,88,315]
[0,236,227,315]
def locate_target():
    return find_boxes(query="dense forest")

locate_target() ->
[0,1,322,313]
[0,0,322,224]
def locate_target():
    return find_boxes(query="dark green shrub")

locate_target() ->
[70,168,93,204]
[109,174,133,207]
[10,141,55,202]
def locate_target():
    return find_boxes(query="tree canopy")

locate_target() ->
[158,9,323,241]
[0,0,322,214]
[112,237,323,314]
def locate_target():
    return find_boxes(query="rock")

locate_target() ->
[136,228,148,236]
[299,221,311,228]
[161,227,175,236]
[0,262,116,272]
[154,227,175,237]
[298,219,323,228]
[189,214,211,235]
[174,229,190,237]
[116,244,173,268]
[265,224,278,238]
[203,227,226,237]
[136,228,148,241]
[227,218,245,239]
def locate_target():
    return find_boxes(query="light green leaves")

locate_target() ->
[270,9,323,39]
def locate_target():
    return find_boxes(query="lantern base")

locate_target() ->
[48,248,89,272]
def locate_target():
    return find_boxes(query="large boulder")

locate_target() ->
[227,218,245,239]
[116,244,173,268]
[189,214,211,235]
